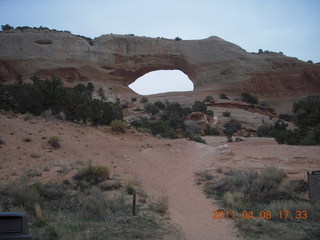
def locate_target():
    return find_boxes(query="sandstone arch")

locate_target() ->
[0,30,320,111]
[129,69,194,95]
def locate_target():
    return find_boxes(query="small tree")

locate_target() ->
[220,93,229,100]
[192,101,207,113]
[97,87,105,100]
[241,92,258,104]
[1,24,13,31]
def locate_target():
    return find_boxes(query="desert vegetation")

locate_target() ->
[0,165,182,240]
[131,99,208,143]
[198,167,320,240]
[0,77,123,126]
[257,95,320,145]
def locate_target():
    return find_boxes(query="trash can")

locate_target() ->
[0,212,32,240]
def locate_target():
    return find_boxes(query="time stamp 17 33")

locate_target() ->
[212,210,308,220]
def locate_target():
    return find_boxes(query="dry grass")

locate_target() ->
[152,195,169,214]
[111,119,126,133]
[0,177,182,240]
[73,165,109,186]
[201,167,320,240]
[48,136,60,148]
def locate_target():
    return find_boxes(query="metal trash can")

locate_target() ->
[0,212,32,240]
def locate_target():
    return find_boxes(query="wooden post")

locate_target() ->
[132,189,136,216]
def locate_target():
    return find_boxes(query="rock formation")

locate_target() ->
[1,28,320,111]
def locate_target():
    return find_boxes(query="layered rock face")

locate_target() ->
[1,29,320,110]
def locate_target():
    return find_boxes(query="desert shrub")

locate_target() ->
[299,133,318,146]
[224,119,242,135]
[144,103,160,115]
[222,111,231,117]
[152,196,169,214]
[195,169,213,181]
[226,134,233,142]
[111,119,126,133]
[257,123,273,137]
[140,96,148,103]
[0,77,123,125]
[182,107,193,116]
[293,95,320,132]
[57,111,66,121]
[185,132,206,144]
[286,179,308,194]
[97,87,105,100]
[206,110,214,116]
[204,95,213,102]
[79,187,125,219]
[23,137,32,142]
[204,167,287,205]
[175,37,182,41]
[185,120,202,135]
[220,93,229,100]
[30,152,40,158]
[41,108,52,118]
[47,215,81,240]
[1,179,41,211]
[241,92,258,104]
[23,113,33,121]
[73,165,109,185]
[0,138,4,144]
[1,24,14,31]
[205,125,221,136]
[125,182,135,195]
[154,101,166,110]
[192,101,207,113]
[278,113,295,122]
[48,136,60,148]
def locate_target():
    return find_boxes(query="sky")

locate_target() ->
[1,0,319,95]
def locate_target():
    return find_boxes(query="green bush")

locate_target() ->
[257,123,273,137]
[1,24,14,31]
[144,103,160,115]
[140,96,148,103]
[241,92,258,104]
[204,96,213,102]
[222,111,231,117]
[205,125,221,136]
[204,167,287,205]
[73,165,110,185]
[293,95,320,131]
[111,120,126,133]
[278,113,295,122]
[153,101,165,110]
[192,101,207,113]
[220,93,229,100]
[224,119,242,135]
[0,77,123,126]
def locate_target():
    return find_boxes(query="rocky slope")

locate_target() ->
[1,29,320,111]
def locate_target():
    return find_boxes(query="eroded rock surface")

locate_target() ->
[1,29,320,110]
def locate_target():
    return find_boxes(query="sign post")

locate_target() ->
[307,171,320,201]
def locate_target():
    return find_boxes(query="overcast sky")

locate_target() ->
[1,0,319,95]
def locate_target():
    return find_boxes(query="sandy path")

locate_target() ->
[130,141,240,240]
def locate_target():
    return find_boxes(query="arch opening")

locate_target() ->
[129,70,194,95]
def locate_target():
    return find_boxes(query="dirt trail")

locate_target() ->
[130,141,240,240]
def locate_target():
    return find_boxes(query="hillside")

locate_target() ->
[1,112,319,239]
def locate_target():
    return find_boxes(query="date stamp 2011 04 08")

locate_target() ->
[212,210,308,220]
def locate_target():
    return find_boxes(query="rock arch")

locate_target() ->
[129,69,194,95]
